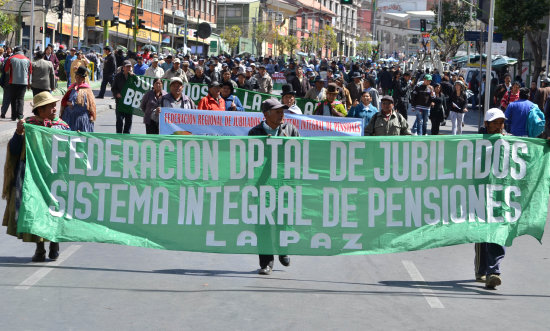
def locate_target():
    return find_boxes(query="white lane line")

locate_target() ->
[14,244,81,290]
[402,260,445,309]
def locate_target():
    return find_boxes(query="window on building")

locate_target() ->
[225,7,242,17]
[206,0,210,14]
[301,14,306,30]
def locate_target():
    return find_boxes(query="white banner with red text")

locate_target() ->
[159,108,364,136]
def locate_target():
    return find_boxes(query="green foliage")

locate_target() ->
[430,1,471,60]
[253,23,272,56]
[221,25,242,55]
[356,37,373,57]
[285,35,299,57]
[0,12,15,40]
[495,0,550,78]
[301,37,315,54]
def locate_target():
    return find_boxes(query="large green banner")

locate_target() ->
[18,125,550,255]
[119,75,318,115]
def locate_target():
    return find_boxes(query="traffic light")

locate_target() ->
[125,18,133,29]
[193,31,197,38]
[112,17,119,26]
[65,0,73,8]
[420,19,426,32]
[40,26,43,33]
[340,0,353,4]
[138,19,145,29]
[95,16,102,26]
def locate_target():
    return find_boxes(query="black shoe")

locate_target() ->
[11,118,16,121]
[96,96,104,99]
[32,242,46,262]
[0,114,5,119]
[258,266,272,275]
[279,255,290,267]
[49,242,60,260]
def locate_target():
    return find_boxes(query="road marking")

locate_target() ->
[14,245,81,290]
[402,260,445,309]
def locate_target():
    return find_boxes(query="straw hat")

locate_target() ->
[32,91,58,110]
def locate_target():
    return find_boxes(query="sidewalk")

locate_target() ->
[0,80,103,104]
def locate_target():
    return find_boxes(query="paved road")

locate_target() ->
[0,87,548,330]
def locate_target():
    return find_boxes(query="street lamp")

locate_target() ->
[158,1,163,52]
[171,5,176,49]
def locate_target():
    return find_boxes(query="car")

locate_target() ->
[459,66,497,85]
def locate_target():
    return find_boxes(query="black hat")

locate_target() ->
[258,64,266,69]
[351,72,362,79]
[103,46,113,52]
[314,76,326,83]
[75,66,89,77]
[261,98,289,112]
[326,83,339,94]
[281,84,296,96]
[381,95,394,104]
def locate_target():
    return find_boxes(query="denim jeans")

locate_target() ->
[412,107,430,135]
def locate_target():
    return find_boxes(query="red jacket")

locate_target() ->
[198,94,225,111]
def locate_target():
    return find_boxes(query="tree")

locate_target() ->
[495,0,550,80]
[356,36,373,59]
[275,34,288,56]
[285,35,299,57]
[253,23,272,56]
[430,1,471,61]
[321,26,338,54]
[0,12,15,42]
[301,36,315,55]
[221,25,242,55]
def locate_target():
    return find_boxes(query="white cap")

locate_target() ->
[484,108,507,122]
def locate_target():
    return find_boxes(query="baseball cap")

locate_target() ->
[173,58,181,63]
[170,77,183,86]
[261,98,289,112]
[380,95,394,104]
[123,60,132,67]
[484,108,507,122]
[424,74,432,81]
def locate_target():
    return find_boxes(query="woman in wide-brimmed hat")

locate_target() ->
[313,83,347,117]
[60,66,96,132]
[2,91,70,262]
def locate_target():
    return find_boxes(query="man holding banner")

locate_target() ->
[154,77,196,121]
[112,60,135,134]
[364,95,411,136]
[249,98,299,275]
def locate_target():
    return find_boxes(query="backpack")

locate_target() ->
[526,103,545,138]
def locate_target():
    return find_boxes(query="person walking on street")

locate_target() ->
[504,87,535,137]
[313,83,347,117]
[60,67,96,132]
[364,95,411,136]
[429,83,447,135]
[256,64,273,94]
[133,55,149,76]
[112,60,135,133]
[290,66,310,98]
[2,91,70,262]
[248,98,298,275]
[448,81,469,135]
[43,44,59,78]
[190,66,211,85]
[3,46,32,120]
[140,78,166,134]
[64,48,76,87]
[162,58,187,82]
[30,50,55,96]
[410,74,434,136]
[97,46,117,98]
[144,56,164,78]
[153,77,196,123]
[198,81,225,111]
[70,51,90,85]
[475,107,508,290]
[348,91,378,131]
[280,84,302,114]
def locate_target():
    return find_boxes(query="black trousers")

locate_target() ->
[145,121,159,134]
[6,84,26,120]
[396,101,407,120]
[116,110,133,133]
[98,74,114,98]
[259,255,274,269]
[32,88,49,96]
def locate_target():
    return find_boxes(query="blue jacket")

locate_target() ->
[505,99,533,136]
[223,94,244,111]
[347,102,378,132]
[134,63,149,75]
[64,55,76,78]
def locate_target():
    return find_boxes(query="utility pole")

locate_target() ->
[133,0,139,52]
[158,1,163,52]
[184,0,188,53]
[30,0,35,50]
[483,0,495,119]
[171,5,175,49]
[69,1,75,49]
